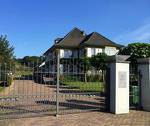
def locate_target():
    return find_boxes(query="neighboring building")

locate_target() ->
[43,27,123,73]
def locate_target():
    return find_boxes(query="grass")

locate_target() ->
[14,70,33,78]
[62,81,104,92]
[14,62,33,77]
[0,81,4,92]
[0,86,4,92]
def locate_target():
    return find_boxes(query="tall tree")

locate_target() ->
[0,35,14,67]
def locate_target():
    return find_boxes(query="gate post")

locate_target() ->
[137,58,150,111]
[107,55,130,114]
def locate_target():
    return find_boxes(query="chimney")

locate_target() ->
[81,31,86,36]
[54,38,62,44]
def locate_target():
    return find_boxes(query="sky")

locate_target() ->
[0,0,150,58]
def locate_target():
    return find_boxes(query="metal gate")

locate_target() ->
[0,61,57,119]
[129,64,141,109]
[0,56,108,119]
[57,54,108,115]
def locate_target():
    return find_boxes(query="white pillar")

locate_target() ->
[108,55,130,114]
[138,58,150,111]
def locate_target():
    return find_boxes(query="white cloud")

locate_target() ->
[114,18,150,44]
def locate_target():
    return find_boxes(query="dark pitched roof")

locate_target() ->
[54,27,86,49]
[43,28,124,55]
[43,45,55,56]
[43,27,86,55]
[81,32,123,48]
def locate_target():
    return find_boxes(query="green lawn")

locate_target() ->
[62,81,104,92]
[0,81,4,92]
[0,86,4,92]
[14,70,33,77]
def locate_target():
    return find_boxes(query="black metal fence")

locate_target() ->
[0,56,108,119]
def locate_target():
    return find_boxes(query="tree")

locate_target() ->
[118,43,150,64]
[90,53,108,71]
[0,35,14,67]
[81,57,91,82]
[90,53,108,81]
[16,56,45,67]
[0,35,14,85]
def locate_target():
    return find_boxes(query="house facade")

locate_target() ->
[43,28,123,73]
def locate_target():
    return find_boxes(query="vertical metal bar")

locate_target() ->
[56,49,60,116]
[138,70,142,108]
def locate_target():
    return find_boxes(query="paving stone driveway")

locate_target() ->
[0,110,149,126]
[0,80,105,119]
[0,80,149,126]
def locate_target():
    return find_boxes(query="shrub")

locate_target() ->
[86,74,102,82]
[6,75,13,86]
[118,43,150,64]
[0,73,13,87]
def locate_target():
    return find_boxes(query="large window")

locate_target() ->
[64,50,72,58]
[91,48,96,56]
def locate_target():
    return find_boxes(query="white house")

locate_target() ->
[43,27,123,73]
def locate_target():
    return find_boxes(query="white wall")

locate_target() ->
[105,46,119,56]
[86,47,103,57]
[87,48,92,57]
[60,49,73,58]
[110,63,129,114]
[59,49,79,58]
[86,47,119,57]
[47,46,119,59]
[95,48,103,54]
[60,49,64,58]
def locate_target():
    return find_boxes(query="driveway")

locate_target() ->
[0,80,57,119]
[0,110,149,126]
[0,79,105,119]
[0,80,149,126]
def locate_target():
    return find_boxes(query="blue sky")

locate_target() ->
[0,0,150,58]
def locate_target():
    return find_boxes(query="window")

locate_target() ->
[72,50,78,58]
[91,48,96,56]
[64,50,72,58]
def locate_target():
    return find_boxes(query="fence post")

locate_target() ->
[56,49,60,116]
